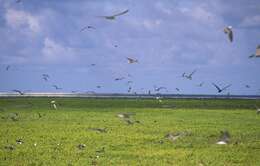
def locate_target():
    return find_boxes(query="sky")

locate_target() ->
[0,0,260,95]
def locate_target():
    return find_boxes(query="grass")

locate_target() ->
[0,97,260,165]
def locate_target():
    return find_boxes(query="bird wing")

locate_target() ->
[222,84,232,91]
[112,9,129,17]
[212,83,221,91]
[228,30,233,42]
[190,70,196,76]
[80,26,88,32]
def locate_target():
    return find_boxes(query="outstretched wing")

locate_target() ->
[190,69,197,76]
[212,83,221,91]
[222,84,232,91]
[112,9,129,17]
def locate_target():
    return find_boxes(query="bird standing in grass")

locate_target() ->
[50,100,57,110]
[216,130,230,145]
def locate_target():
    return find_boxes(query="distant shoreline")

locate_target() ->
[0,93,260,99]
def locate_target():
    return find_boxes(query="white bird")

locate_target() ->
[98,9,129,20]
[50,100,57,110]
[216,130,230,145]
[224,26,233,42]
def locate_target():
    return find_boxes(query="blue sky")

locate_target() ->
[0,0,260,95]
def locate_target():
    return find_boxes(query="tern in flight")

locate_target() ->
[114,77,125,81]
[42,74,50,81]
[52,85,62,90]
[80,25,96,32]
[6,65,10,71]
[127,57,138,64]
[197,82,204,87]
[224,26,233,42]
[184,70,197,80]
[212,83,232,93]
[12,90,30,95]
[98,9,129,20]
[154,86,167,92]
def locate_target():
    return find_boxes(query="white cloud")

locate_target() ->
[42,38,77,63]
[5,9,41,33]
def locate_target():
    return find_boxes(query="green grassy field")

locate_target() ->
[0,97,260,165]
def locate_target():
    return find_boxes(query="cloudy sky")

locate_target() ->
[0,0,260,95]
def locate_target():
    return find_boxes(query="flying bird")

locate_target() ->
[245,85,250,88]
[224,26,233,42]
[80,25,96,32]
[175,88,180,92]
[197,82,204,87]
[42,74,49,78]
[114,77,125,81]
[154,86,167,92]
[216,130,230,145]
[12,90,26,95]
[96,85,102,89]
[52,85,62,90]
[98,9,129,20]
[127,57,138,64]
[6,65,10,71]
[212,83,232,93]
[184,70,197,80]
[127,86,132,93]
[16,0,21,3]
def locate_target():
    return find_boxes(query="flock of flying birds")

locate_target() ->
[3,2,260,96]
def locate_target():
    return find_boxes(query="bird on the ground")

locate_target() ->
[96,147,105,153]
[212,83,232,93]
[52,85,62,90]
[80,25,96,32]
[224,26,233,42]
[216,130,230,145]
[77,144,86,150]
[50,100,57,110]
[127,57,138,64]
[88,128,107,133]
[117,113,135,119]
[254,106,260,114]
[16,138,23,145]
[98,9,129,20]
[184,70,197,80]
